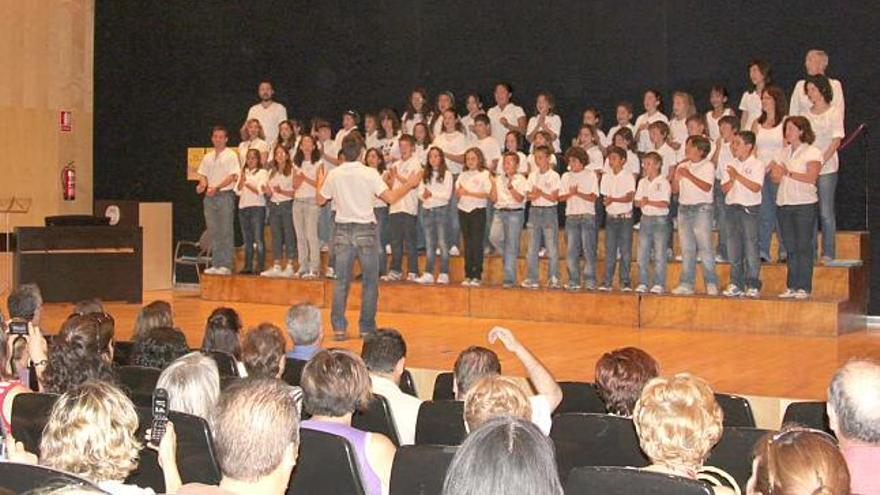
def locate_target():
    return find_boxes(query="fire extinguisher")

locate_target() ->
[62,161,76,201]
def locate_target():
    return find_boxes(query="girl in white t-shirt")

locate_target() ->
[364,113,380,150]
[752,85,788,263]
[634,89,669,153]
[433,108,468,170]
[236,149,269,274]
[606,102,636,150]
[580,107,608,152]
[377,108,402,166]
[706,85,735,141]
[239,118,270,166]
[456,148,494,286]
[460,93,485,142]
[364,147,391,276]
[272,119,299,157]
[504,130,529,176]
[417,147,454,285]
[413,122,432,164]
[739,59,771,131]
[605,128,641,180]
[262,145,297,278]
[430,91,456,138]
[526,91,562,153]
[291,135,323,278]
[572,124,605,177]
[526,131,558,175]
[402,87,433,135]
[669,91,697,161]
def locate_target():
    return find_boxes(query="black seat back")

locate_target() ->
[415,400,466,446]
[0,463,104,494]
[117,365,162,408]
[549,413,649,468]
[352,394,401,447]
[706,426,771,493]
[10,393,59,455]
[204,349,239,377]
[555,382,606,415]
[282,358,307,386]
[714,393,756,427]
[390,444,457,495]
[431,372,455,400]
[400,369,418,398]
[564,466,713,495]
[113,340,135,366]
[783,401,832,434]
[288,428,367,495]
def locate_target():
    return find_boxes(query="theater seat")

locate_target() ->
[400,369,418,398]
[113,340,135,366]
[431,372,455,400]
[0,462,103,494]
[11,392,59,454]
[564,466,713,495]
[554,382,606,415]
[117,365,162,408]
[288,428,367,495]
[390,444,457,495]
[706,426,771,492]
[352,394,401,447]
[549,413,649,468]
[714,393,756,427]
[282,357,307,386]
[415,400,466,446]
[203,349,239,377]
[782,401,832,434]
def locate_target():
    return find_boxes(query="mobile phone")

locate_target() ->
[150,388,169,445]
[7,320,28,336]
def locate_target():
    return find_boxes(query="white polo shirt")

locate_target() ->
[600,169,635,216]
[456,170,493,212]
[776,144,822,206]
[738,90,762,131]
[561,170,599,215]
[706,108,735,141]
[267,170,294,204]
[527,168,561,207]
[677,159,715,205]
[198,148,240,191]
[432,131,469,175]
[236,168,269,208]
[238,138,269,165]
[475,136,502,173]
[526,114,563,152]
[790,78,844,119]
[806,106,845,175]
[389,156,421,216]
[321,139,340,166]
[527,153,558,175]
[634,112,669,153]
[585,146,604,173]
[605,123,636,148]
[418,170,453,210]
[635,175,671,216]
[652,142,678,178]
[494,173,529,210]
[487,103,526,148]
[320,162,389,224]
[294,160,321,200]
[247,101,288,147]
[602,150,640,177]
[722,155,764,206]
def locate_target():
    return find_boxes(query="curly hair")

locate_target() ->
[132,326,190,370]
[42,314,116,394]
[463,375,532,431]
[595,347,660,417]
[202,307,242,360]
[241,323,287,379]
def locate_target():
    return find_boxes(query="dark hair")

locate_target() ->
[784,116,816,145]
[606,145,627,162]
[533,144,553,158]
[241,323,287,379]
[7,283,42,320]
[73,299,105,316]
[564,146,589,167]
[293,134,321,166]
[505,130,525,152]
[133,300,173,340]
[442,416,563,495]
[398,133,416,148]
[687,135,712,159]
[364,147,387,174]
[644,88,664,113]
[301,349,371,417]
[132,327,189,370]
[413,122,433,146]
[736,130,757,148]
[709,84,730,101]
[340,131,365,161]
[494,81,514,95]
[616,101,634,115]
[425,146,448,184]
[464,147,488,172]
[439,108,465,133]
[211,125,228,138]
[535,91,556,115]
[718,115,740,131]
[474,114,491,127]
[501,151,522,169]
[595,347,660,416]
[377,108,402,140]
[649,121,670,138]
[202,307,242,360]
[343,109,361,125]
[465,92,484,109]
[404,87,433,123]
[453,346,501,397]
[583,107,602,126]
[828,359,880,443]
[361,328,407,374]
[270,143,293,177]
[43,314,116,394]
[685,114,708,135]
[747,59,772,90]
[805,74,834,104]
[612,127,635,150]
[276,120,297,147]
[757,85,789,127]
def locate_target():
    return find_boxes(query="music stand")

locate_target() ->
[0,197,32,295]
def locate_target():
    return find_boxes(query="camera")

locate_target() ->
[7,320,29,336]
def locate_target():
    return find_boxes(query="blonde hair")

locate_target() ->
[40,380,141,483]
[673,91,697,118]
[633,373,723,469]
[464,375,532,431]
[156,351,221,421]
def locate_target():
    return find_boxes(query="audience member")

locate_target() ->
[241,323,286,378]
[201,307,244,375]
[360,328,423,445]
[827,359,880,495]
[284,303,323,362]
[0,324,29,432]
[463,375,532,431]
[156,351,220,421]
[300,349,396,495]
[42,314,116,394]
[178,378,300,495]
[442,416,563,495]
[72,299,105,316]
[6,283,44,387]
[594,347,660,417]
[131,327,189,370]
[133,300,174,340]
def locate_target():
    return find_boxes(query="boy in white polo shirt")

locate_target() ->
[490,152,530,288]
[383,135,422,282]
[197,126,240,275]
[635,152,671,294]
[599,147,636,291]
[522,146,561,289]
[672,135,719,295]
[559,147,600,290]
[721,131,765,297]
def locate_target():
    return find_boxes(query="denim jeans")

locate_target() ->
[637,215,669,288]
[390,212,418,274]
[779,203,818,292]
[422,205,450,274]
[446,174,461,248]
[603,215,633,287]
[565,214,598,286]
[759,179,786,259]
[484,203,496,252]
[293,199,320,273]
[459,208,487,279]
[488,212,506,253]
[331,222,380,337]
[496,209,525,285]
[268,200,295,263]
[677,203,719,288]
[204,191,235,270]
[319,203,332,247]
[374,206,389,275]
[238,206,266,272]
[817,173,837,259]
[526,206,559,281]
[725,204,762,290]
[327,210,337,268]
[714,180,728,259]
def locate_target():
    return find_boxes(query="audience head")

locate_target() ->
[633,373,723,470]
[301,349,371,418]
[131,326,189,370]
[7,283,43,325]
[241,323,288,379]
[827,358,880,446]
[360,328,407,383]
[748,426,850,495]
[156,351,220,420]
[595,347,660,417]
[202,307,243,359]
[43,313,116,394]
[40,380,141,483]
[453,346,501,399]
[133,300,174,340]
[0,325,16,380]
[72,299,105,316]
[442,416,563,495]
[212,378,300,486]
[463,375,532,431]
[285,303,323,347]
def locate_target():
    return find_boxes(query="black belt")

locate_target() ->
[497,208,524,211]
[531,205,556,209]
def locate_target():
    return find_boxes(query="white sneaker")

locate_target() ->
[744,288,760,298]
[415,273,435,284]
[461,278,473,286]
[214,267,231,276]
[435,248,441,256]
[547,277,561,289]
[406,272,419,282]
[671,285,694,295]
[385,244,392,255]
[301,272,318,280]
[204,267,219,275]
[521,279,539,289]
[381,271,402,282]
[325,267,336,279]
[778,288,797,299]
[280,264,295,278]
[635,284,648,293]
[449,246,461,256]
[649,285,664,295]
[706,284,719,296]
[470,278,482,287]
[598,285,611,292]
[794,289,810,300]
[260,265,281,277]
[722,285,743,297]
[674,254,683,262]
[538,247,547,258]
[633,222,640,230]
[437,273,450,284]
[715,255,727,263]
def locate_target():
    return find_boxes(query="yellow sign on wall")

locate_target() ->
[187,147,209,181]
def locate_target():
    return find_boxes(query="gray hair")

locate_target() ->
[7,283,43,320]
[828,359,880,443]
[157,351,221,421]
[285,303,322,346]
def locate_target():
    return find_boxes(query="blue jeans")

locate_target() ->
[390,212,418,274]
[637,215,669,288]
[526,207,559,281]
[725,204,762,290]
[484,203,496,252]
[496,209,525,285]
[268,200,295,262]
[603,215,633,287]
[565,214,598,286]
[714,180,728,259]
[446,174,461,248]
[817,173,837,259]
[422,206,450,274]
[331,222,380,337]
[779,203,818,292]
[238,206,266,272]
[374,206,389,275]
[759,179,786,259]
[327,210,337,268]
[319,203,332,246]
[204,191,235,270]
[678,204,718,288]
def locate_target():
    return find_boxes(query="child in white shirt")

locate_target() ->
[503,130,529,176]
[238,118,270,166]
[580,107,608,152]
[473,114,502,173]
[606,102,636,149]
[236,149,269,274]
[604,128,641,180]
[402,87,432,135]
[487,82,527,147]
[490,152,530,287]
[460,93,485,142]
[383,135,422,282]
[572,124,605,176]
[634,89,669,153]
[559,147,600,290]
[599,147,636,291]
[262,145,297,278]
[364,113,380,149]
[292,135,325,278]
[712,115,740,263]
[456,148,495,286]
[634,152,671,293]
[668,91,696,161]
[706,85,735,141]
[526,91,562,153]
[416,146,454,285]
[522,146,561,289]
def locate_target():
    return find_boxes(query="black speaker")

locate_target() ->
[44,215,110,227]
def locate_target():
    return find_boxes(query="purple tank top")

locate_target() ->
[301,419,382,495]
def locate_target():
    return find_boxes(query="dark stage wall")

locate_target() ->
[94,0,880,312]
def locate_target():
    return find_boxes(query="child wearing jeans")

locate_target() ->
[382,134,422,282]
[558,147,599,290]
[522,145,561,289]
[417,146,453,284]
[490,152,530,288]
[634,152,671,293]
[262,145,297,278]
[235,149,269,274]
[599,146,636,291]
[456,148,494,286]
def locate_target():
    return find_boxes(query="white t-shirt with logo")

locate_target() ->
[561,169,599,216]
[527,168,561,207]
[722,155,764,207]
[635,175,671,217]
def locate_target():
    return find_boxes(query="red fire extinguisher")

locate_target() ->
[62,161,76,201]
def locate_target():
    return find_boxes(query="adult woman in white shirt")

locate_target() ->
[768,117,822,299]
[401,87,432,135]
[238,118,270,165]
[752,85,788,262]
[804,74,845,263]
[634,89,669,153]
[236,149,269,274]
[739,59,771,132]
[526,91,562,153]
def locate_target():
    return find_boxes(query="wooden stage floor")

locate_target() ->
[36,289,880,402]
